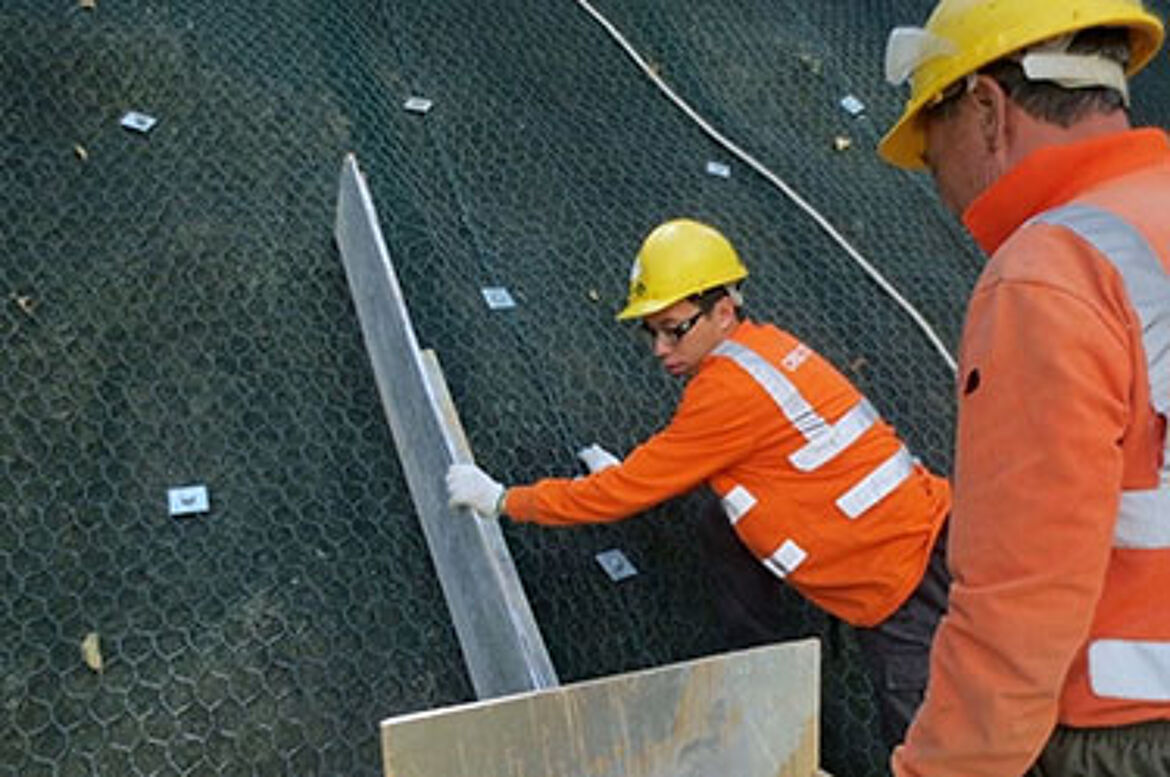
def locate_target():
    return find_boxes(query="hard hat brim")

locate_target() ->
[879,97,932,170]
[615,298,669,321]
[614,271,748,321]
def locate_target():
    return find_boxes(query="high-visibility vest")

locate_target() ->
[1032,204,1170,718]
[709,338,945,626]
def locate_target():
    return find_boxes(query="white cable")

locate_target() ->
[575,0,958,374]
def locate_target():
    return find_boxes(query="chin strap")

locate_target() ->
[885,28,1130,106]
[1021,50,1130,106]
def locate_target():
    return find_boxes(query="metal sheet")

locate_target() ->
[335,153,558,698]
[380,638,821,777]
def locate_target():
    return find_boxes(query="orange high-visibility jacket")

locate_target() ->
[506,320,950,627]
[894,129,1170,777]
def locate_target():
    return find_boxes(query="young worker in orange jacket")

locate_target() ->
[447,218,952,752]
[878,0,1170,774]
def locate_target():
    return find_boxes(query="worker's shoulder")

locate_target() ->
[698,322,833,393]
[685,351,777,416]
[985,211,1130,304]
[689,356,762,399]
[972,219,1138,350]
[993,170,1170,287]
[734,320,837,374]
[726,319,804,357]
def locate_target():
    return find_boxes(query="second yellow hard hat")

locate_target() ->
[879,0,1164,170]
[616,219,748,321]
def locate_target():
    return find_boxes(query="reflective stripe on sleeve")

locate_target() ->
[836,446,914,519]
[721,485,757,525]
[790,398,880,472]
[762,539,808,579]
[1089,639,1170,701]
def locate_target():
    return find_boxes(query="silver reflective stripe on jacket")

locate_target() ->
[1089,640,1170,702]
[1034,205,1170,419]
[837,447,916,520]
[1033,204,1170,547]
[1111,490,1170,549]
[763,539,808,579]
[721,484,757,525]
[791,398,882,472]
[714,341,888,471]
[712,339,911,529]
[714,341,828,441]
[1033,204,1170,700]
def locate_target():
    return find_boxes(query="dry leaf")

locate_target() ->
[850,356,869,373]
[14,294,35,316]
[74,144,88,162]
[80,632,103,673]
[797,52,823,75]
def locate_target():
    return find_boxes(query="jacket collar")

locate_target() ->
[963,128,1170,255]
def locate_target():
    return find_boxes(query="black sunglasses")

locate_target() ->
[640,310,705,346]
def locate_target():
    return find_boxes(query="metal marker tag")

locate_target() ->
[120,111,158,133]
[705,161,731,178]
[595,549,638,582]
[168,485,210,517]
[403,96,434,114]
[481,287,516,310]
[839,94,865,116]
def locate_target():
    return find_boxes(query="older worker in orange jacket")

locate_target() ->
[447,218,952,752]
[878,0,1170,774]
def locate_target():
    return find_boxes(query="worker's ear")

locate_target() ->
[713,296,738,331]
[971,74,1007,153]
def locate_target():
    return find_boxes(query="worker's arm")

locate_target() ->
[893,269,1130,776]
[500,369,768,525]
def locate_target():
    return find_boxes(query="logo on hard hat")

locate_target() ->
[629,259,646,298]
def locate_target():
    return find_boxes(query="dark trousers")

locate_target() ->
[698,504,950,756]
[1025,721,1170,777]
[854,530,950,751]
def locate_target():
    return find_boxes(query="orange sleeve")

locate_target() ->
[504,368,767,526]
[894,269,1130,775]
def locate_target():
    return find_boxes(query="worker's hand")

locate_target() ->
[577,444,621,473]
[446,463,506,519]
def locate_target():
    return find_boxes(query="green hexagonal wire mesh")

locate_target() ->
[4,1,1170,776]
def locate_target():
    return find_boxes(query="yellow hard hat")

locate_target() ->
[616,219,748,321]
[879,0,1164,170]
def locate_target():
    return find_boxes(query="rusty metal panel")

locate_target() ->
[381,639,820,777]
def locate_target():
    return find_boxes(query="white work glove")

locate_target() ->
[446,463,506,519]
[576,444,622,474]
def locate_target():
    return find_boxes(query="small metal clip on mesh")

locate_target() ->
[119,110,158,133]
[481,286,516,310]
[403,96,434,114]
[595,549,638,582]
[167,484,210,517]
[705,160,731,178]
[839,94,866,117]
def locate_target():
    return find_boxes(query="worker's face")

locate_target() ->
[641,297,735,377]
[922,76,1004,216]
